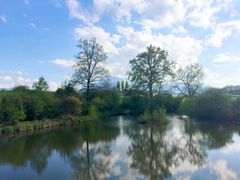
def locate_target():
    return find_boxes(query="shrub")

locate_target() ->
[61,96,82,115]
[0,93,26,124]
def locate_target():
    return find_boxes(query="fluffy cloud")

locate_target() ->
[65,0,98,23]
[116,26,203,66]
[213,53,240,63]
[74,25,120,55]
[51,59,76,68]
[93,0,146,22]
[209,160,238,180]
[138,0,185,29]
[66,0,185,28]
[185,0,228,29]
[208,20,240,47]
[49,81,59,91]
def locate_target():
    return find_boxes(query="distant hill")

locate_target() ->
[222,85,240,95]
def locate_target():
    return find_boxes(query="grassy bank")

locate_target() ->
[0,115,84,137]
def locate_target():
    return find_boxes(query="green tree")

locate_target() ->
[71,38,109,102]
[129,45,174,99]
[125,81,129,90]
[174,63,204,96]
[61,96,82,115]
[0,93,26,124]
[56,81,77,97]
[32,76,49,91]
[121,80,124,91]
[116,81,120,91]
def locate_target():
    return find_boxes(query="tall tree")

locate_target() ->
[125,81,129,90]
[128,45,174,99]
[32,76,49,91]
[71,38,109,101]
[121,80,124,91]
[174,63,204,96]
[116,81,120,91]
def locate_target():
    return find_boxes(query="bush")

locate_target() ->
[88,104,99,120]
[0,93,26,124]
[61,96,82,115]
[179,88,232,121]
[139,108,167,124]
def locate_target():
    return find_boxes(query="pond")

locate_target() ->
[0,116,240,180]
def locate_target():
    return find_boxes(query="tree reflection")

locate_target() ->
[126,117,239,179]
[176,120,207,167]
[128,125,178,180]
[67,121,119,180]
[0,134,51,174]
[0,119,120,178]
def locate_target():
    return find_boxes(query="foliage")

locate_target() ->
[116,81,120,91]
[0,92,26,124]
[32,76,49,91]
[121,80,124,91]
[139,108,167,124]
[56,82,78,97]
[125,81,129,90]
[88,104,98,120]
[121,90,146,115]
[179,88,234,121]
[61,96,82,116]
[129,45,174,98]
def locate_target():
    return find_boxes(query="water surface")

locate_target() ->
[0,116,240,179]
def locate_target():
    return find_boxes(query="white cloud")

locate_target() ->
[49,81,59,91]
[139,0,185,29]
[51,59,76,68]
[208,20,240,47]
[0,76,12,81]
[66,0,185,29]
[116,26,203,66]
[185,0,234,29]
[94,0,185,28]
[204,68,240,87]
[209,160,237,180]
[172,26,187,34]
[74,25,120,55]
[213,53,240,63]
[0,16,7,23]
[93,0,146,22]
[65,0,98,23]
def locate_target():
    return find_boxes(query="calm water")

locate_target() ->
[0,116,240,180]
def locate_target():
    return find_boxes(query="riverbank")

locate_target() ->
[0,115,84,137]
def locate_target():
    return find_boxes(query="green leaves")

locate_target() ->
[129,45,174,97]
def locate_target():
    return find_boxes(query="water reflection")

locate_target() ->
[127,125,177,180]
[0,116,240,179]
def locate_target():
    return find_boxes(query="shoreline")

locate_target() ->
[0,116,84,137]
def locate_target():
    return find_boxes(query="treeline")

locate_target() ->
[1,79,240,125]
[1,37,240,125]
[0,79,182,125]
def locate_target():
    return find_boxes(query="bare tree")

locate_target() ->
[71,38,109,101]
[174,63,204,96]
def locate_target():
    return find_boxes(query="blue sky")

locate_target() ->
[1,0,240,90]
